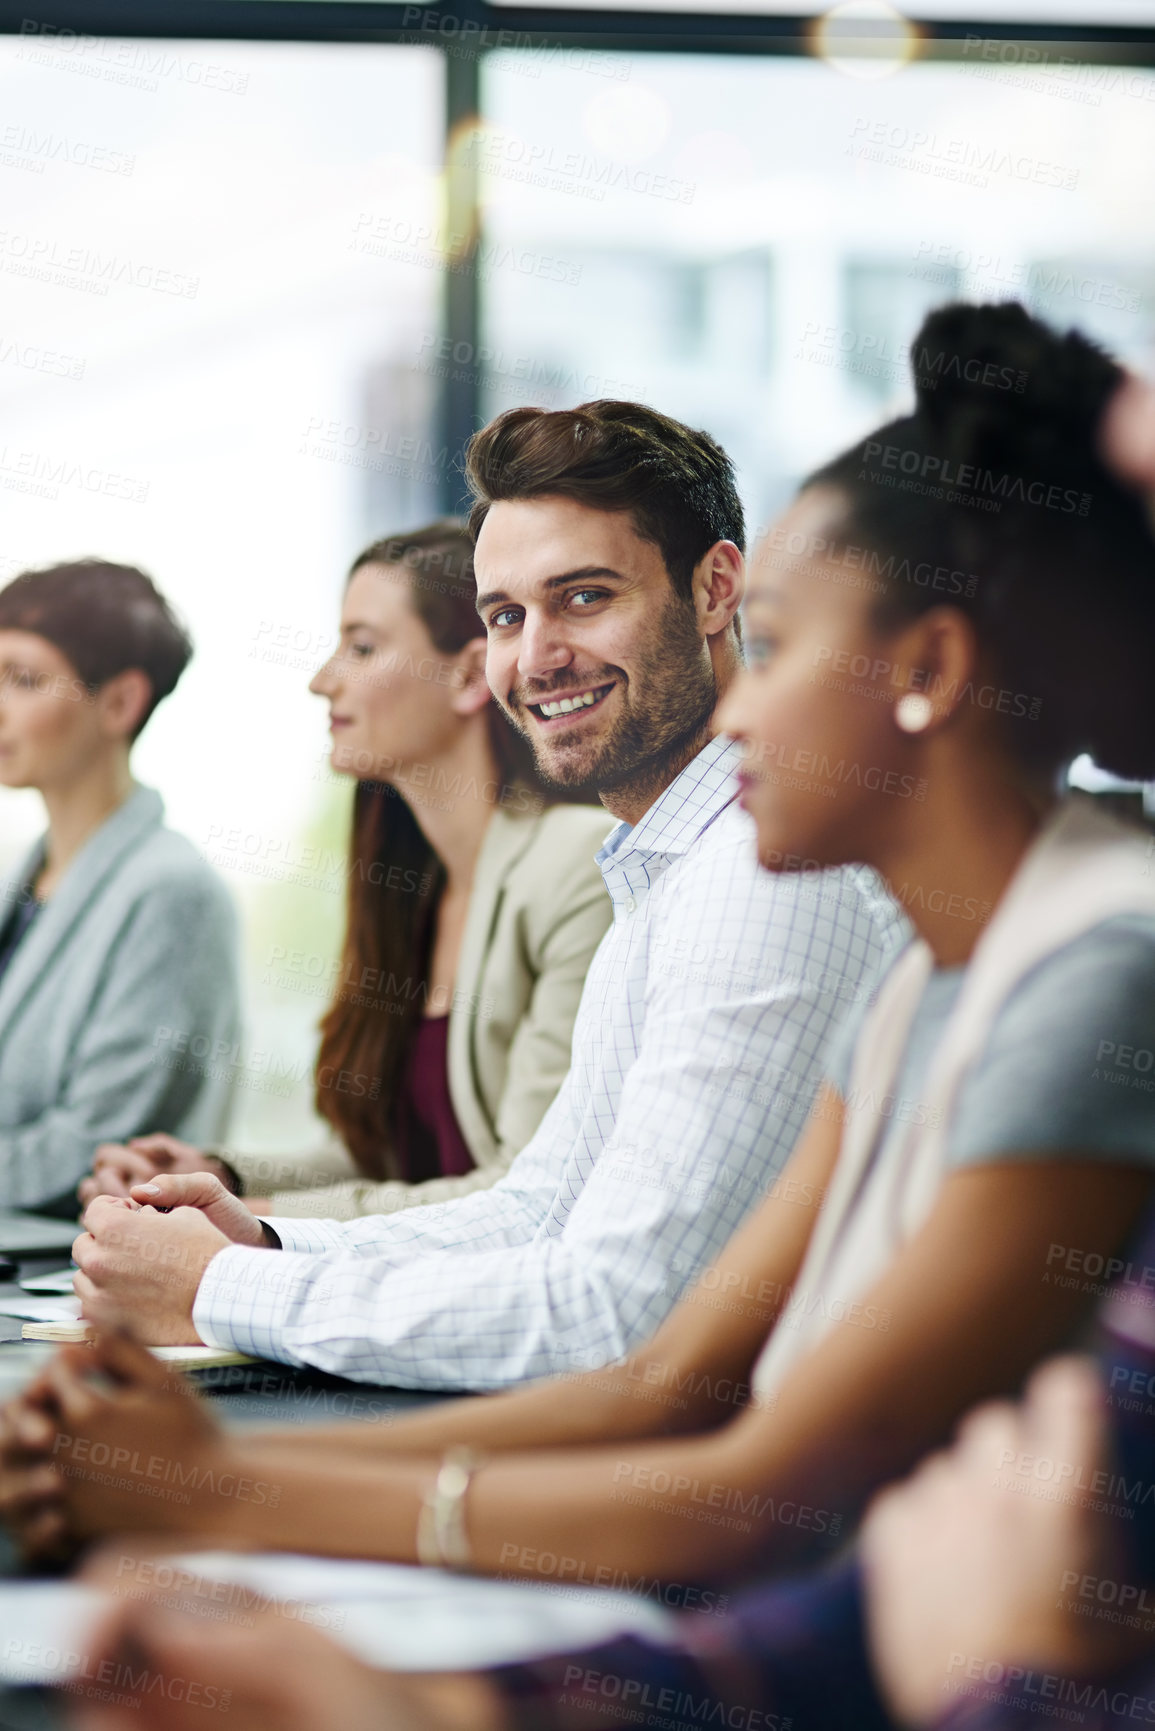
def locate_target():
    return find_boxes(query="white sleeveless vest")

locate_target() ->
[752,798,1155,1399]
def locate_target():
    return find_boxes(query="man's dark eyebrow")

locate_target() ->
[475,567,626,618]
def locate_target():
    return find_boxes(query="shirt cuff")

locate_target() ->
[192,1243,321,1362]
[257,1216,358,1254]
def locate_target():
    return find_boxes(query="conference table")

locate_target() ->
[0,1249,453,1429]
[0,1249,457,1727]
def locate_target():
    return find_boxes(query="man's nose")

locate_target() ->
[517,612,573,681]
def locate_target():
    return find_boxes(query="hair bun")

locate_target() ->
[808,299,1155,779]
[911,301,1120,477]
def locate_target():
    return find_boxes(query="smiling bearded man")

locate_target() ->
[73,400,906,1388]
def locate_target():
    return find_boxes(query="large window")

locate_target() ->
[479,49,1155,538]
[0,37,444,1150]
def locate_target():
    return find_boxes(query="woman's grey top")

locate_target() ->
[825,912,1155,1170]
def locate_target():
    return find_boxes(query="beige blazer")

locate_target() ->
[229,800,614,1218]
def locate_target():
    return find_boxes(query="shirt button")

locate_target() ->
[622,894,637,914]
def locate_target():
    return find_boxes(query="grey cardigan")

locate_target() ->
[0,784,240,1211]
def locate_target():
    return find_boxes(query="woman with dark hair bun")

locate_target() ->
[0,560,239,1212]
[7,309,1155,1626]
[805,299,1155,781]
[81,524,612,1218]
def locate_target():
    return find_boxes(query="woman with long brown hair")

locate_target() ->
[80,523,612,1218]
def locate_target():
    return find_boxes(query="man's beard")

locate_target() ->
[505,593,718,803]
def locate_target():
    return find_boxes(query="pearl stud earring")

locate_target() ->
[895,693,935,733]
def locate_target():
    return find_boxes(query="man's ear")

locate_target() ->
[96,669,153,742]
[450,639,492,718]
[693,541,745,640]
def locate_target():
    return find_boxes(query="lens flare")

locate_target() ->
[812,1,922,82]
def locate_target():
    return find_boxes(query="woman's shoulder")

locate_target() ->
[113,820,237,921]
[990,911,1155,1055]
[525,800,617,848]
[950,911,1155,1169]
[501,798,616,862]
[494,800,615,910]
[1011,910,1155,998]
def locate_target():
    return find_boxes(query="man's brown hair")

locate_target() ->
[465,400,745,603]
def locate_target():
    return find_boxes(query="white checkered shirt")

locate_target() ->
[194,736,907,1387]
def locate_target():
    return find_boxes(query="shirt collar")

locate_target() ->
[596,735,742,868]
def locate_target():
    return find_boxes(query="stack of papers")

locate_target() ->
[15,1323,257,1370]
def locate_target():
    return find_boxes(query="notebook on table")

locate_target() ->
[18,1320,257,1369]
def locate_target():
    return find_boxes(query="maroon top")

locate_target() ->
[391,1014,476,1184]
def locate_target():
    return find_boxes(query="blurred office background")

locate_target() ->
[0,0,1151,1150]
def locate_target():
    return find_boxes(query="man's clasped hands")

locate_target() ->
[71,1163,275,1347]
